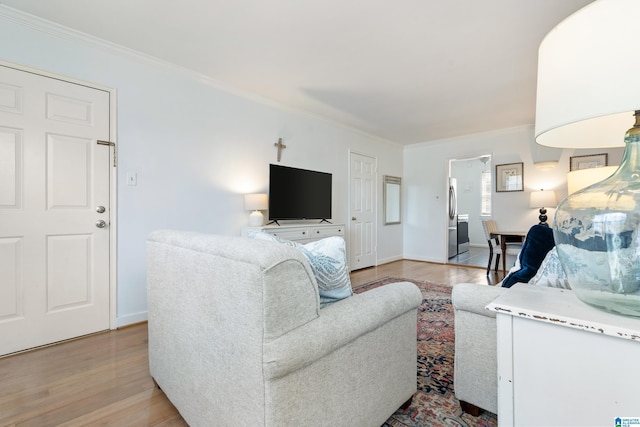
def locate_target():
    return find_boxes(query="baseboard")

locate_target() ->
[402,255,445,264]
[376,255,403,265]
[115,311,148,328]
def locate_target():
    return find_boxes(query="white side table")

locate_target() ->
[487,284,640,427]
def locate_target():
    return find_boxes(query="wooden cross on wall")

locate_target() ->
[274,138,286,162]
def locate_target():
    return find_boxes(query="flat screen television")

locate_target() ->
[268,164,332,222]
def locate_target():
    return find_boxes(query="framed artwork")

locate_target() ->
[570,153,608,171]
[496,162,524,192]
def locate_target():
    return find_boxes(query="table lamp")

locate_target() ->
[529,190,556,226]
[244,193,268,227]
[535,0,640,317]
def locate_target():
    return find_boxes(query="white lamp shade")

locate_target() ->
[535,0,640,148]
[567,165,618,194]
[529,190,557,209]
[244,193,268,211]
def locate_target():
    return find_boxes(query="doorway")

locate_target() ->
[447,154,492,268]
[0,63,116,356]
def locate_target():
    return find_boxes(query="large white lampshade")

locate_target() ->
[534,0,640,317]
[535,0,640,148]
[244,193,268,227]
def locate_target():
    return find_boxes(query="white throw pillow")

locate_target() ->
[248,231,353,306]
[528,247,571,289]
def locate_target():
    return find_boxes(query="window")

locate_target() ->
[481,170,492,215]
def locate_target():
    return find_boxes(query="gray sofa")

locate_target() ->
[452,243,569,416]
[451,283,507,415]
[147,230,423,427]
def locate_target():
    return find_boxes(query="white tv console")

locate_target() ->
[242,223,345,244]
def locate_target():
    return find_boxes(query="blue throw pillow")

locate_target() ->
[502,225,555,288]
[247,231,353,306]
[296,237,353,306]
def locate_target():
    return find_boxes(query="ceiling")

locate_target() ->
[0,0,595,145]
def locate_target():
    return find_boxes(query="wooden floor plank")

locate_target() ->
[0,259,501,426]
[350,259,504,288]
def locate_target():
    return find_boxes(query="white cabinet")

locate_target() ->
[487,284,640,427]
[242,223,345,244]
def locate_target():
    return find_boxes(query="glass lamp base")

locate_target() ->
[553,116,640,318]
[573,288,640,317]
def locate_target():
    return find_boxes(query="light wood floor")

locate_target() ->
[0,260,504,426]
[350,259,504,288]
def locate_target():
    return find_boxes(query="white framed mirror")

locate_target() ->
[383,175,401,225]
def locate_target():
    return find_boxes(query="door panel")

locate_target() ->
[0,64,111,356]
[0,127,21,208]
[47,234,92,311]
[47,134,91,208]
[46,92,94,125]
[0,81,23,113]
[350,152,376,270]
[0,237,21,321]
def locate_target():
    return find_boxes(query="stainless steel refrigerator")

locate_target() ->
[448,177,470,259]
[448,178,458,258]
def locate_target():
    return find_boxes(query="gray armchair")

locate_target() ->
[451,283,507,415]
[147,230,422,427]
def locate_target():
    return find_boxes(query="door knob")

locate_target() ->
[96,206,106,213]
[352,217,357,221]
[96,220,107,228]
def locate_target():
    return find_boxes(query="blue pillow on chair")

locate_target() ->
[502,225,555,288]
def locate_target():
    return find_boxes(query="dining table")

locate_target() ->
[490,230,527,274]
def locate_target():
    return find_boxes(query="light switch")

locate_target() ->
[127,173,137,186]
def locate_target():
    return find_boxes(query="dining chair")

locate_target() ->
[481,219,522,275]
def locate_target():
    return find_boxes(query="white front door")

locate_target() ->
[349,152,377,270]
[0,64,112,356]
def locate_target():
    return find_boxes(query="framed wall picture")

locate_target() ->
[496,162,524,192]
[570,153,608,171]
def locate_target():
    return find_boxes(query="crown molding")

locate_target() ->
[0,5,398,146]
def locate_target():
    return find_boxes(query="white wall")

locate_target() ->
[403,125,624,263]
[0,8,403,326]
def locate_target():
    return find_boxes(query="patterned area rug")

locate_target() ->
[353,277,498,427]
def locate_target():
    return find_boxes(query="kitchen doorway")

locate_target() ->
[447,154,492,267]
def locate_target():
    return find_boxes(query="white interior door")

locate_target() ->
[349,152,376,270]
[0,64,112,356]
